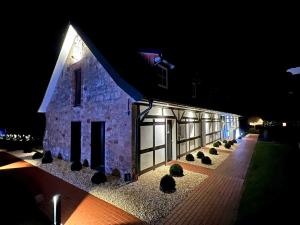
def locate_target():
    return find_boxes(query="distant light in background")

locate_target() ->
[0,128,6,137]
[249,118,264,126]
[282,122,287,127]
[287,67,300,75]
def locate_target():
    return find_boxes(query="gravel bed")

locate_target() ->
[8,150,207,224]
[178,148,230,169]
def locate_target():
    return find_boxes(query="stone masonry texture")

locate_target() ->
[44,35,135,178]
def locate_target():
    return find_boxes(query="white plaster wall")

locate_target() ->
[140,126,153,150]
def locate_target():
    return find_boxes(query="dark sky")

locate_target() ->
[0,3,299,132]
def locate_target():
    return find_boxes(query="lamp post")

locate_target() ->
[53,194,62,225]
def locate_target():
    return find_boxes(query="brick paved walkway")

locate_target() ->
[1,134,257,225]
[162,134,258,225]
[0,151,145,225]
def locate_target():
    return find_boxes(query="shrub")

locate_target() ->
[197,151,205,159]
[232,139,237,143]
[213,142,220,147]
[185,153,194,161]
[71,161,82,171]
[32,152,43,159]
[228,140,234,146]
[160,174,176,193]
[111,168,121,177]
[57,153,63,160]
[91,172,107,184]
[202,156,212,164]
[225,143,231,149]
[83,159,89,167]
[209,148,218,155]
[223,140,228,144]
[42,151,53,164]
[217,141,222,146]
[169,164,183,177]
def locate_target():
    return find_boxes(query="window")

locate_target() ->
[192,82,197,98]
[74,69,81,106]
[157,64,168,89]
[179,124,186,140]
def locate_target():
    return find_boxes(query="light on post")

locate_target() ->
[53,194,62,225]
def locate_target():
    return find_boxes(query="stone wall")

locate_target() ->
[44,35,135,177]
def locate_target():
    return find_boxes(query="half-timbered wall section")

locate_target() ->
[177,110,202,157]
[135,101,240,174]
[202,112,222,145]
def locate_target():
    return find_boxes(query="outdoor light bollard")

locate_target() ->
[53,194,62,225]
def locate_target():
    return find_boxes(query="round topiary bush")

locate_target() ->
[213,142,220,147]
[32,152,43,159]
[209,148,218,155]
[202,156,212,164]
[169,164,183,177]
[185,153,195,161]
[71,161,82,171]
[228,140,234,146]
[57,153,63,160]
[223,140,228,144]
[91,172,107,184]
[160,174,176,193]
[232,139,237,143]
[42,151,53,164]
[197,151,205,159]
[225,142,231,149]
[111,168,121,177]
[83,159,89,167]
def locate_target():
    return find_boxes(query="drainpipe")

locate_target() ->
[134,99,153,181]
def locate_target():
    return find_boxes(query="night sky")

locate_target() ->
[1,4,299,133]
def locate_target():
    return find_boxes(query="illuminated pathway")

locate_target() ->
[0,151,145,225]
[163,134,259,225]
[0,134,257,225]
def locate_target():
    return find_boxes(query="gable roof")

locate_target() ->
[38,23,240,116]
[38,24,143,113]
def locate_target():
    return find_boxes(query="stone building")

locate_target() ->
[39,24,240,179]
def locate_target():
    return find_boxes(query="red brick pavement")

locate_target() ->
[162,134,259,225]
[0,151,145,225]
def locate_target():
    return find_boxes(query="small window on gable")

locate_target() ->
[157,64,168,89]
[74,68,81,106]
[192,82,197,98]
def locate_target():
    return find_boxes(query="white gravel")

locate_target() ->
[7,150,207,224]
[178,148,230,169]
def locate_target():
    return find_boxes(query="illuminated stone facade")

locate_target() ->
[44,36,134,177]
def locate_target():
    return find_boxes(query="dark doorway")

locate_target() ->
[91,122,105,171]
[167,120,172,161]
[71,122,81,162]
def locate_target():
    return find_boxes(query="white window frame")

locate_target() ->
[157,64,168,89]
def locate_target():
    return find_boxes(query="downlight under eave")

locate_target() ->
[38,25,80,113]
